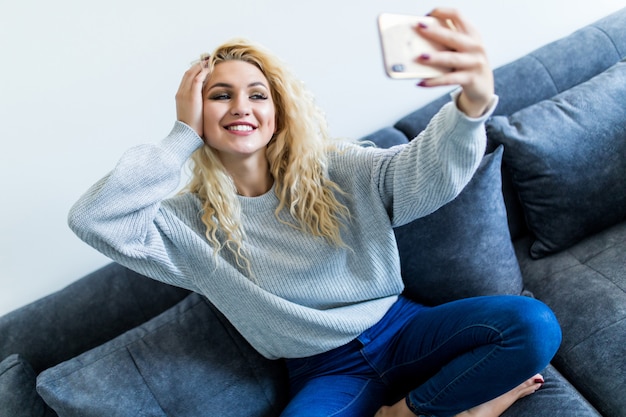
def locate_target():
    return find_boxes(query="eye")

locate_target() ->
[250,92,268,100]
[209,92,230,100]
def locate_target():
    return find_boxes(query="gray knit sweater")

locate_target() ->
[68,96,494,359]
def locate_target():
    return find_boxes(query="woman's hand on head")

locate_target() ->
[415,8,494,118]
[175,59,210,138]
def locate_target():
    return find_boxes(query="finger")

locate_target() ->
[179,62,209,90]
[176,63,209,102]
[189,53,211,67]
[415,52,485,83]
[417,70,470,88]
[191,65,210,93]
[427,7,480,39]
[427,8,467,34]
[416,55,488,90]
[416,49,485,74]
[416,21,482,54]
[182,62,204,82]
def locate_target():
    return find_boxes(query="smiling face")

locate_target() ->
[202,60,276,167]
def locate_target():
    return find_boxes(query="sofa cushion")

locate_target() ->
[395,146,524,306]
[36,293,288,417]
[0,354,56,417]
[0,262,190,375]
[502,365,601,417]
[487,58,626,258]
[361,126,409,148]
[515,220,626,417]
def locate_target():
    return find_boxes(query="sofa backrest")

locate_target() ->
[393,7,626,139]
[380,7,626,241]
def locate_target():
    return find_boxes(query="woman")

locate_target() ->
[69,8,561,417]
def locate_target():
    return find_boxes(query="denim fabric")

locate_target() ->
[280,295,561,417]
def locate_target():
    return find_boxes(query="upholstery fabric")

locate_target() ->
[0,263,190,375]
[394,146,524,306]
[487,59,626,258]
[393,9,626,140]
[501,365,600,417]
[0,354,57,417]
[36,292,288,417]
[361,126,409,148]
[515,221,626,417]
[392,8,626,242]
[2,7,625,417]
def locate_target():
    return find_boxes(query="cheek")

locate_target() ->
[261,104,277,132]
[202,105,217,124]
[202,105,223,135]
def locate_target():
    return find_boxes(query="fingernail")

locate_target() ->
[419,53,431,60]
[418,22,428,29]
[534,378,545,384]
[417,80,428,87]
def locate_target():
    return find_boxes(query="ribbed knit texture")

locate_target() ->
[68,95,494,359]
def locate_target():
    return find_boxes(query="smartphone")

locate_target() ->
[378,13,453,80]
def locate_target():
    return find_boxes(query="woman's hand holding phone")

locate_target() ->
[379,7,494,118]
[414,8,494,117]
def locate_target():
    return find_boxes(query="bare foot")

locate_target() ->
[374,401,414,417]
[455,374,545,417]
[373,374,544,417]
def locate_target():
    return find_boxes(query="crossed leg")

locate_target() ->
[375,374,545,417]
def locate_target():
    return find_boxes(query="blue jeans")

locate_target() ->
[280,295,562,417]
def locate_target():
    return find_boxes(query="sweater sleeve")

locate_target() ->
[376,92,498,227]
[67,121,205,288]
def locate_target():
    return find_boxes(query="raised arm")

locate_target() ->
[68,62,210,288]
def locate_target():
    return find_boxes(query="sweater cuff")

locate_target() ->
[449,89,499,122]
[158,121,205,166]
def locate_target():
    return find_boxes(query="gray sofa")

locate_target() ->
[1,7,625,417]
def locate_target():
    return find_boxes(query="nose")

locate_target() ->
[230,93,251,116]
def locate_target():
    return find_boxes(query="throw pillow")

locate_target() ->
[361,126,409,148]
[487,58,626,258]
[36,293,288,417]
[395,146,524,306]
[0,354,56,417]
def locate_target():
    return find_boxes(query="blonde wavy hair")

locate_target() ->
[184,39,350,271]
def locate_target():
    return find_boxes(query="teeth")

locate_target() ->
[227,125,254,132]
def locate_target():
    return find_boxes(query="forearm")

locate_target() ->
[388,92,497,226]
[68,122,203,259]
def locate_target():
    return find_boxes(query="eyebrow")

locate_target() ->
[206,81,268,91]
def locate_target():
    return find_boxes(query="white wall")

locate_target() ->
[1,0,623,316]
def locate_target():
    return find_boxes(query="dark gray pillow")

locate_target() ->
[487,59,626,258]
[36,293,288,417]
[395,146,524,306]
[0,354,56,417]
[361,126,409,148]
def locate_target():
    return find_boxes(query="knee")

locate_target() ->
[505,296,562,367]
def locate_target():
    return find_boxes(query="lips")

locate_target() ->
[225,122,256,132]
